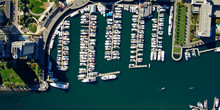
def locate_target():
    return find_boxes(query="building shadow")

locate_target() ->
[199,18,217,48]
[6,60,38,85]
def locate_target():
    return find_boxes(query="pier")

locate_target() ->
[129,64,147,68]
[98,71,120,77]
[128,5,148,68]
[199,47,220,54]
[78,71,120,80]
[185,47,220,57]
[185,48,200,56]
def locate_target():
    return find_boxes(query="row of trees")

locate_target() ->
[174,3,188,46]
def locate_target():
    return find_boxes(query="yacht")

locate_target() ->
[185,52,188,60]
[192,50,196,57]
[161,51,165,62]
[215,48,220,52]
[204,100,208,109]
[50,82,69,89]
[157,51,161,61]
[197,102,203,108]
[77,74,86,78]
[216,98,219,107]
[153,51,157,60]
[101,75,117,81]
[81,77,96,83]
[150,51,153,61]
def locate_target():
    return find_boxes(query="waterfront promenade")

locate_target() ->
[43,0,90,50]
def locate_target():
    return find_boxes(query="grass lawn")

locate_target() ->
[29,0,48,14]
[28,63,42,79]
[0,63,26,87]
[0,61,41,87]
[174,47,181,53]
[174,3,187,46]
[29,23,37,33]
[32,15,40,20]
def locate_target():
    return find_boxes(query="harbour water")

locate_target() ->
[1,9,220,110]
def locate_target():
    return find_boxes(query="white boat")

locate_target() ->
[215,48,220,52]
[197,102,203,108]
[185,52,188,60]
[101,75,117,81]
[204,100,208,109]
[150,51,153,61]
[161,87,165,90]
[161,51,165,62]
[153,51,157,60]
[50,82,69,89]
[77,74,86,78]
[157,51,161,61]
[70,11,79,17]
[50,40,54,49]
[81,77,96,83]
[216,98,219,107]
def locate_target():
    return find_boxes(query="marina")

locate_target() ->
[127,4,148,69]
[78,5,98,82]
[104,5,122,61]
[189,97,219,110]
[3,1,220,110]
[150,5,168,62]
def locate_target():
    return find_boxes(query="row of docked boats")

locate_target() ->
[48,20,70,90]
[56,20,70,71]
[190,97,219,110]
[104,6,122,61]
[78,6,98,81]
[168,6,173,36]
[129,13,145,65]
[150,49,165,62]
[185,50,197,60]
[123,5,139,14]
[97,5,106,17]
[150,5,166,62]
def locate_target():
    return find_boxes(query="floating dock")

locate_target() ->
[78,71,120,80]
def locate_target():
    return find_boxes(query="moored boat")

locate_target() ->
[81,77,96,83]
[50,82,69,89]
[101,75,117,81]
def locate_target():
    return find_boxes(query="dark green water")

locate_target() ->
[1,9,220,110]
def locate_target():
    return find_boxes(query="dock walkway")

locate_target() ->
[78,71,120,80]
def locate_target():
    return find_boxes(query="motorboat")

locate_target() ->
[101,75,117,81]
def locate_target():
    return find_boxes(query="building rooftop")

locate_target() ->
[198,2,212,37]
[151,0,175,2]
[192,5,200,13]
[11,41,36,59]
[212,0,220,5]
[191,0,204,5]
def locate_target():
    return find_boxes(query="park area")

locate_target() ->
[28,0,48,14]
[0,61,42,87]
[29,23,37,33]
[174,2,187,46]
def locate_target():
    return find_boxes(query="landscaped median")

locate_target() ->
[174,2,187,47]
